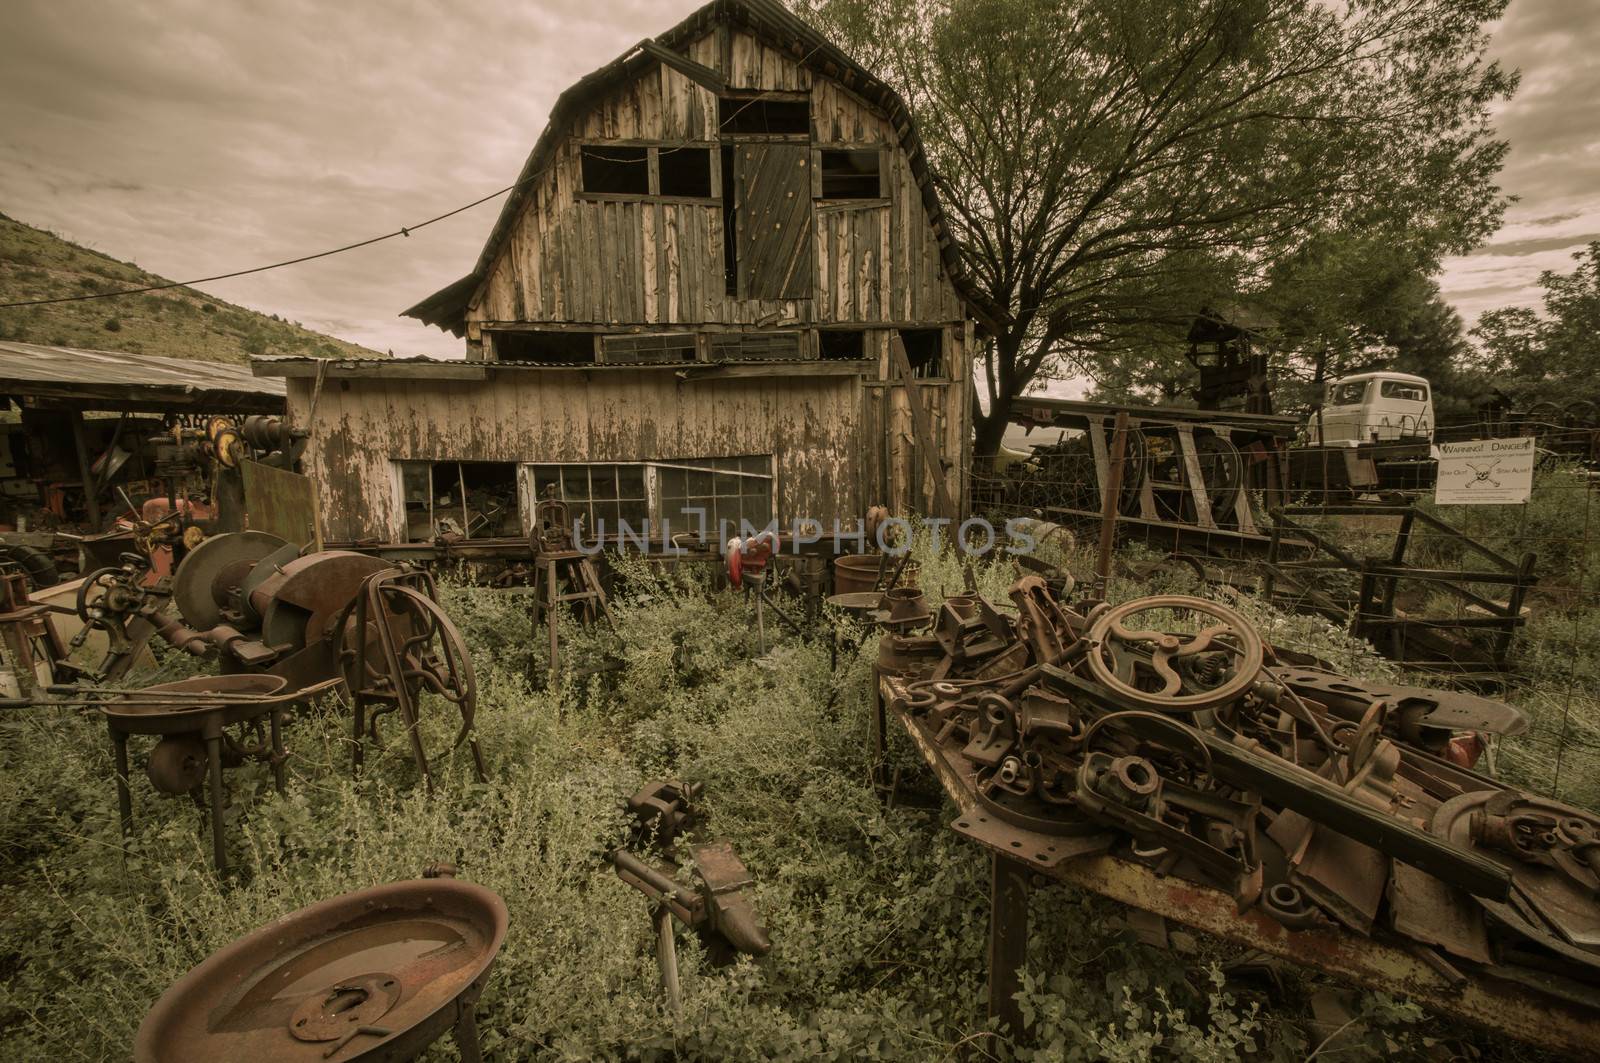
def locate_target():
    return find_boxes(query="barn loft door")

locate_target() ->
[735,144,813,301]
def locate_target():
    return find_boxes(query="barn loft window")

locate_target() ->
[709,331,803,362]
[579,144,717,200]
[818,329,867,360]
[528,457,774,543]
[718,93,810,136]
[580,145,649,194]
[492,330,597,364]
[398,461,520,542]
[899,328,944,379]
[600,333,697,364]
[819,149,882,199]
[657,147,713,197]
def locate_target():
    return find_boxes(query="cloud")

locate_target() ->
[1437,0,1600,329]
[0,0,703,357]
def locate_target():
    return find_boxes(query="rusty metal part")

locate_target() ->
[882,669,1600,1058]
[1280,666,1527,739]
[172,530,289,630]
[1083,595,1263,710]
[626,779,701,846]
[145,735,209,795]
[102,674,334,875]
[340,567,485,790]
[1434,791,1600,956]
[133,875,507,1063]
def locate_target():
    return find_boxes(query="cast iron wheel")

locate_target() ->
[1083,595,1264,711]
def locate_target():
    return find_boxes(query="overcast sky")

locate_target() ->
[1,1,1594,360]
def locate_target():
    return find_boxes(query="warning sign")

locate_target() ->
[1434,437,1534,505]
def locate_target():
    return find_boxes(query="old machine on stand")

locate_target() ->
[44,528,488,875]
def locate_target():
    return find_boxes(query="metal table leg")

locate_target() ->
[988,853,1030,1042]
[206,734,227,875]
[110,726,134,840]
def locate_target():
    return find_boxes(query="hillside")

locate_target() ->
[0,212,382,363]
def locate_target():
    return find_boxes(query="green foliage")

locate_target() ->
[797,0,1514,454]
[1469,243,1600,405]
[0,558,1558,1060]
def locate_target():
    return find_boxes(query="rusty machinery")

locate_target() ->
[42,531,490,873]
[155,530,487,788]
[134,865,506,1063]
[875,579,1600,1055]
[607,780,770,1015]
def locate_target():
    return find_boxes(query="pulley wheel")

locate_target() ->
[172,531,289,630]
[1083,594,1264,711]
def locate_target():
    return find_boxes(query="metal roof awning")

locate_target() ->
[0,341,286,414]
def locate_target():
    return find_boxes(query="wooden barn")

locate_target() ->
[257,0,991,550]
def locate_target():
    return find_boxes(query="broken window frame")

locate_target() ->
[817,328,870,361]
[577,142,720,202]
[523,456,776,544]
[898,328,948,381]
[395,460,521,542]
[489,329,600,364]
[717,91,811,139]
[814,147,888,203]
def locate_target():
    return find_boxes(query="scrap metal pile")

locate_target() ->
[880,577,1600,1006]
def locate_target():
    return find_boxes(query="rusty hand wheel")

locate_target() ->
[1083,595,1263,711]
[340,576,485,785]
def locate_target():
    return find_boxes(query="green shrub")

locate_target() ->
[0,563,1556,1060]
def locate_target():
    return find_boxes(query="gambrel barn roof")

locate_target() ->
[403,0,997,336]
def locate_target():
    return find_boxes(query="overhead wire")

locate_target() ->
[0,174,543,310]
[0,41,832,313]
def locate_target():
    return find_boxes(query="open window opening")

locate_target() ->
[899,328,944,379]
[658,146,713,198]
[819,149,882,199]
[719,94,810,136]
[580,145,649,194]
[818,329,867,360]
[492,330,596,364]
[399,460,520,542]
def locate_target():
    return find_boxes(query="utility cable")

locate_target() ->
[0,177,532,309]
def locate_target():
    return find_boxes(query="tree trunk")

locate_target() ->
[972,394,1014,471]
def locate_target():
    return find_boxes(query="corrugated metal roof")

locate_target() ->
[0,341,285,398]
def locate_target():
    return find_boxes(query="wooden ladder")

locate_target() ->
[530,549,616,681]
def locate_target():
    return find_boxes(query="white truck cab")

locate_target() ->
[1307,371,1434,445]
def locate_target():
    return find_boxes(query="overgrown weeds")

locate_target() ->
[0,547,1562,1060]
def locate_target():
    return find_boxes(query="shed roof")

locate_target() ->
[0,341,285,413]
[402,0,1001,336]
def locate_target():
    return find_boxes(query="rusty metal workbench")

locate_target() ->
[876,673,1600,1058]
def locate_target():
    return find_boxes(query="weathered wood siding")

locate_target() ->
[288,370,864,542]
[469,28,964,329]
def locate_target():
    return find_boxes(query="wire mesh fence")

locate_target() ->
[972,415,1600,810]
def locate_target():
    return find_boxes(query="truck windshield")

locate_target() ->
[1379,380,1428,402]
[1328,381,1366,405]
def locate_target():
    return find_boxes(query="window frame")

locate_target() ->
[576,141,721,203]
[814,146,889,203]
[1378,379,1429,402]
[394,460,522,542]
[521,456,777,543]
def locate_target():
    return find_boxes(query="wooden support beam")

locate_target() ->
[67,409,102,528]
[638,39,728,94]
[889,332,955,517]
